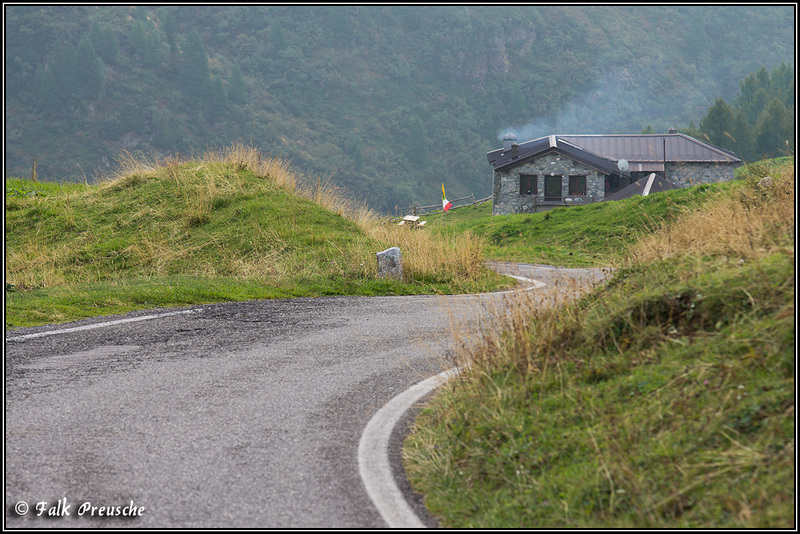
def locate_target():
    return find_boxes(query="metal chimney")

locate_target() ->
[503,132,517,153]
[668,127,678,134]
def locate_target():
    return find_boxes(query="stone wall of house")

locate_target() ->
[666,162,739,188]
[492,153,606,215]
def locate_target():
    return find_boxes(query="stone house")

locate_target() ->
[487,129,742,215]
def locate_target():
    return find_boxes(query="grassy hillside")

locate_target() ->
[4,6,795,212]
[425,180,731,267]
[403,158,795,528]
[5,145,511,328]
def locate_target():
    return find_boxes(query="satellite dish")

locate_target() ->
[618,159,629,172]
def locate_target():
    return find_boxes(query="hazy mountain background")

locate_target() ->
[4,5,795,212]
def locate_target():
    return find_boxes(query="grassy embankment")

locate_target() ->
[5,144,512,328]
[404,158,795,528]
[424,181,727,267]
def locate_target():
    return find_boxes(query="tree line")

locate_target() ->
[650,63,794,162]
[5,6,794,212]
[33,20,247,116]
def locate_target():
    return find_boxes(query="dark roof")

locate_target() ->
[602,173,679,202]
[488,133,741,174]
[487,134,631,177]
[559,134,741,163]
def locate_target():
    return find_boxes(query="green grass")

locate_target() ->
[5,147,794,528]
[403,159,795,528]
[5,149,511,328]
[426,179,746,267]
[4,274,451,327]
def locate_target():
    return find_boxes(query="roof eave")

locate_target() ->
[493,145,630,178]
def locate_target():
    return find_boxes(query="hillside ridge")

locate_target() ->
[5,6,795,211]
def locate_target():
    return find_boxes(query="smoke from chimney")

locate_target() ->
[503,132,517,153]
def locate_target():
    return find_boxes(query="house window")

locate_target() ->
[544,175,562,200]
[519,174,537,195]
[569,175,587,195]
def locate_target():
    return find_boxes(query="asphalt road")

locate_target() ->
[4,263,611,528]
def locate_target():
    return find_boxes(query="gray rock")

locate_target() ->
[376,247,403,281]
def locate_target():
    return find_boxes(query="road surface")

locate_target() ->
[4,263,611,528]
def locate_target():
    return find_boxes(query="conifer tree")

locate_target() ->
[229,64,247,104]
[755,98,793,157]
[210,76,227,117]
[52,40,78,99]
[328,8,350,45]
[345,133,364,171]
[144,33,161,70]
[408,116,428,169]
[769,62,794,108]
[270,23,286,52]
[180,29,211,102]
[75,34,105,101]
[131,20,147,59]
[35,66,60,112]
[162,10,178,57]
[89,22,119,65]
[730,111,754,162]
[699,98,735,148]
[735,67,771,125]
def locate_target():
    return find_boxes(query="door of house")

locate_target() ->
[544,175,562,201]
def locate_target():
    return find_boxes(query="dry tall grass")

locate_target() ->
[405,159,796,528]
[458,160,796,378]
[452,269,602,380]
[207,144,488,279]
[7,144,491,290]
[198,143,488,283]
[628,163,795,265]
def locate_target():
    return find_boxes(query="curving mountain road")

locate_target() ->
[4,263,610,528]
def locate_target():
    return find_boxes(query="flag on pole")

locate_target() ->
[442,183,452,212]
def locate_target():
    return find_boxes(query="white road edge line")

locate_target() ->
[6,270,540,343]
[359,273,543,528]
[499,273,546,292]
[6,309,199,342]
[9,271,543,524]
[358,367,461,528]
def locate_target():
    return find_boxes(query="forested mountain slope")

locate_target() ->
[4,5,795,212]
